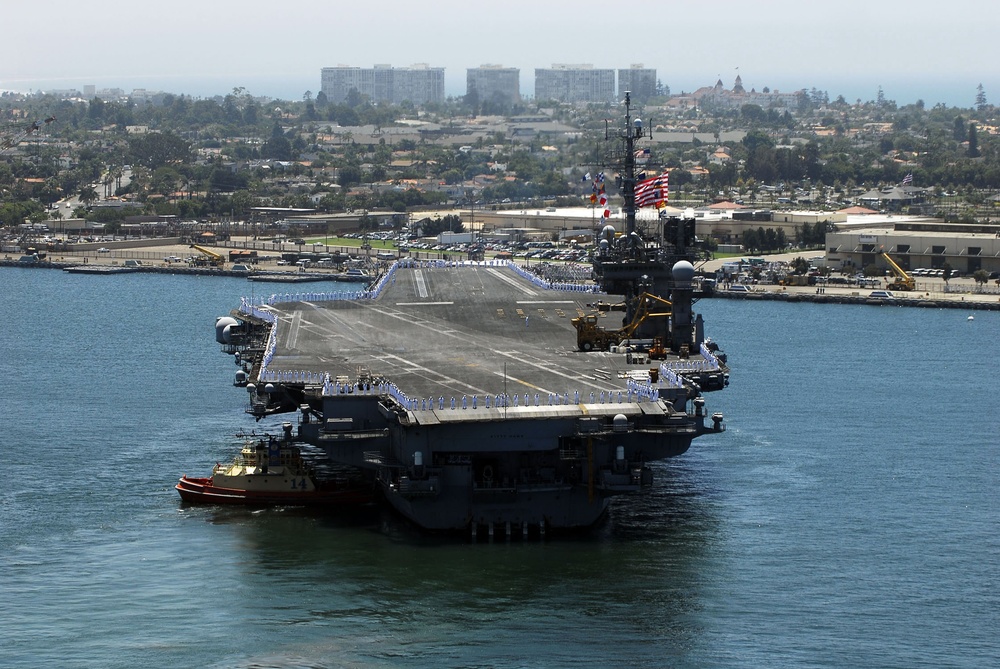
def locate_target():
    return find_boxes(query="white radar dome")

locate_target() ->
[215,316,238,344]
[672,260,696,282]
[613,414,628,433]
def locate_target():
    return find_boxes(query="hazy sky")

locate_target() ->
[3,0,996,107]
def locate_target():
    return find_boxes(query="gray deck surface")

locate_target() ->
[264,265,668,402]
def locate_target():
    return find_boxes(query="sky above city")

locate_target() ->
[3,0,996,108]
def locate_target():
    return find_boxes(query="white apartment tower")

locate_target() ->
[617,64,657,101]
[320,64,445,106]
[466,65,521,105]
[534,64,616,103]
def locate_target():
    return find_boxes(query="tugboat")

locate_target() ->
[176,424,373,507]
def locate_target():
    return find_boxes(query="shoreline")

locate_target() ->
[5,249,999,312]
[712,288,1000,311]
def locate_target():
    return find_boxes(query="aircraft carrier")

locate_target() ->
[213,93,729,535]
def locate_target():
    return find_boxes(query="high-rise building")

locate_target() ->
[392,64,445,106]
[534,64,616,103]
[617,64,657,101]
[466,65,521,106]
[320,64,445,106]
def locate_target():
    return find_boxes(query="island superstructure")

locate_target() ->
[213,93,729,535]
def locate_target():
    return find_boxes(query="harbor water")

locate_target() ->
[2,268,997,668]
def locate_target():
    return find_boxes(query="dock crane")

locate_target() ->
[881,251,915,291]
[1,116,56,154]
[189,244,225,267]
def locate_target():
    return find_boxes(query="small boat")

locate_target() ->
[176,436,373,506]
[332,268,371,282]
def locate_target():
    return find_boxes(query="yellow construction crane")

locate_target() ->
[189,244,225,267]
[881,251,915,291]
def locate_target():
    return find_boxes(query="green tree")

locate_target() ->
[88,97,105,122]
[262,134,292,160]
[338,166,362,189]
[953,116,966,142]
[150,166,183,197]
[764,228,778,251]
[420,214,465,236]
[740,104,766,125]
[0,201,45,227]
[128,132,192,170]
[230,190,255,218]
[345,88,364,108]
[79,185,99,206]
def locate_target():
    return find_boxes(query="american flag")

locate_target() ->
[901,173,913,186]
[635,171,669,208]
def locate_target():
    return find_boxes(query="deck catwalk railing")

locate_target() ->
[237,259,598,311]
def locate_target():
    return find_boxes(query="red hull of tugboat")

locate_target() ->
[175,476,373,507]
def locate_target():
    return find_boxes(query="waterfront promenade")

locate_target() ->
[701,251,1000,309]
[5,242,999,309]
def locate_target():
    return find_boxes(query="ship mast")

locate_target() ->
[589,91,708,352]
[620,91,640,243]
[602,91,650,260]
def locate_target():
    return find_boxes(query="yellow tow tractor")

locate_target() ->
[778,274,810,286]
[881,251,915,291]
[571,292,673,352]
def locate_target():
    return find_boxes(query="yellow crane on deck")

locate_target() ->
[571,292,673,352]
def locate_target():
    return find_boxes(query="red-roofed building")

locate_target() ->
[837,206,879,215]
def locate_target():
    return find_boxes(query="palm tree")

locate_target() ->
[79,185,99,206]
[110,167,123,194]
[129,166,151,199]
